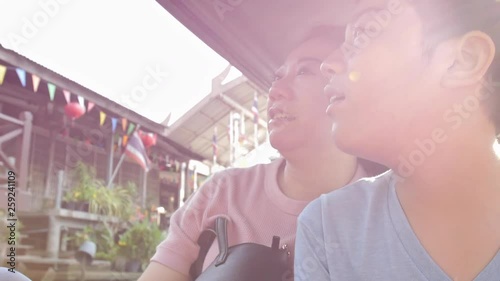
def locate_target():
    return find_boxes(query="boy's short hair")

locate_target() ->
[416,0,499,41]
[415,0,500,130]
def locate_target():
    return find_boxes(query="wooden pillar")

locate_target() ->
[17,112,32,191]
[46,216,60,258]
[107,134,114,185]
[44,132,56,197]
[55,170,64,209]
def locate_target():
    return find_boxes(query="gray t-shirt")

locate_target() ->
[295,171,500,281]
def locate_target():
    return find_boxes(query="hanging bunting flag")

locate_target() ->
[0,65,6,85]
[78,96,85,109]
[122,118,128,132]
[111,118,118,132]
[47,83,56,101]
[87,101,95,112]
[122,135,129,147]
[127,123,135,135]
[16,68,26,87]
[63,90,71,104]
[99,111,106,126]
[32,74,40,92]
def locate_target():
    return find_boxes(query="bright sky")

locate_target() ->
[0,0,242,125]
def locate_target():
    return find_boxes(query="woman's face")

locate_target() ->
[267,37,337,153]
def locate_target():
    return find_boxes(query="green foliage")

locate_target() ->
[63,161,137,220]
[90,181,137,220]
[118,219,166,266]
[68,223,119,261]
[64,162,165,266]
[67,225,94,249]
[93,224,119,261]
[64,162,100,203]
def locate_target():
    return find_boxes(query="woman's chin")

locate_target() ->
[269,134,298,153]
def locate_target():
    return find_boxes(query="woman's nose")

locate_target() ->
[321,49,346,79]
[268,77,292,101]
[268,85,291,101]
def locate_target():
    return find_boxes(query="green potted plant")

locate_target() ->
[89,223,119,262]
[68,223,120,261]
[118,217,166,272]
[62,190,78,210]
[91,181,137,219]
[67,225,95,250]
[62,162,101,212]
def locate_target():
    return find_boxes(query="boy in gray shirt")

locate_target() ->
[295,0,500,280]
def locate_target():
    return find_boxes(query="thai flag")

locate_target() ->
[125,131,151,172]
[251,93,259,124]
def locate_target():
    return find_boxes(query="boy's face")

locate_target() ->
[321,0,453,165]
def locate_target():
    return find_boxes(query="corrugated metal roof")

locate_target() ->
[164,66,269,166]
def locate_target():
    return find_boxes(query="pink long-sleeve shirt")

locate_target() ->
[151,158,366,276]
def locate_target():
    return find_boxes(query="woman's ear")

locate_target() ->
[441,31,496,88]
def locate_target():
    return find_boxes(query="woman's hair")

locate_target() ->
[415,0,500,130]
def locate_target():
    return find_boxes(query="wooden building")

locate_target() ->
[0,44,207,279]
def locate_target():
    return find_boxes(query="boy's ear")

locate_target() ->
[441,31,496,88]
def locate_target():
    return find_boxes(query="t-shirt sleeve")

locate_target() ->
[294,199,330,281]
[150,172,224,275]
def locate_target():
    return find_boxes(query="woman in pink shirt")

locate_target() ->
[138,26,384,281]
